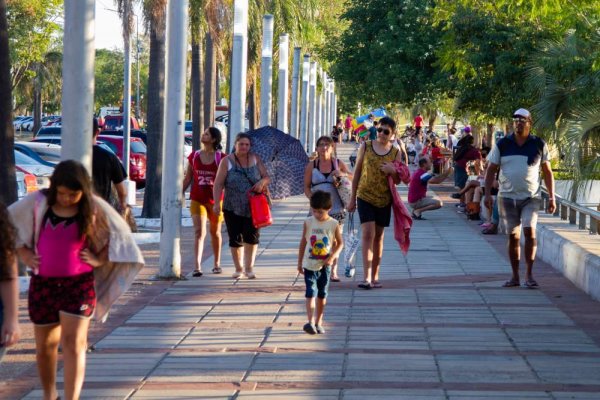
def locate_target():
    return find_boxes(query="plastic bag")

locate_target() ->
[343,212,360,277]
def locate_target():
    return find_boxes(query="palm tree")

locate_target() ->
[32,50,62,133]
[189,0,205,151]
[526,27,600,201]
[141,0,167,218]
[0,0,16,205]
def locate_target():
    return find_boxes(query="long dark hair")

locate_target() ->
[0,202,17,281]
[46,160,96,238]
[207,127,223,151]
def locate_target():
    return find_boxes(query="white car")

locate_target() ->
[16,141,62,164]
[14,150,53,189]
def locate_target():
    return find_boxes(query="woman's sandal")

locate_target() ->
[245,271,257,279]
[525,279,539,289]
[330,275,341,282]
[192,270,203,277]
[502,279,520,287]
[212,267,222,274]
[357,281,372,290]
[232,271,243,279]
[372,281,383,288]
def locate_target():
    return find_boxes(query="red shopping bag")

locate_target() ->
[247,191,273,228]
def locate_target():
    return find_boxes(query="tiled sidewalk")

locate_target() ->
[10,144,600,399]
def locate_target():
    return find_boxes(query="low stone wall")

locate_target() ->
[536,215,600,301]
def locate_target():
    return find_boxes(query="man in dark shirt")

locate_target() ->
[92,118,127,210]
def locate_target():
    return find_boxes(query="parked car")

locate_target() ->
[101,129,147,144]
[14,150,53,190]
[103,115,141,131]
[15,167,38,198]
[35,126,62,137]
[14,142,59,166]
[30,135,117,155]
[14,116,33,131]
[97,135,147,186]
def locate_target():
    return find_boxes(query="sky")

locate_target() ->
[95,0,144,50]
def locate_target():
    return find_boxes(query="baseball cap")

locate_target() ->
[513,108,531,119]
[463,126,471,133]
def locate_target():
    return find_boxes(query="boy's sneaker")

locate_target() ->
[345,265,355,278]
[303,323,317,335]
[315,325,326,334]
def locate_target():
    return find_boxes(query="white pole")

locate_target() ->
[61,0,95,172]
[229,0,249,149]
[329,80,335,129]
[277,34,289,133]
[321,70,327,136]
[299,54,310,152]
[308,61,317,153]
[316,66,322,137]
[122,0,134,204]
[290,47,301,138]
[324,77,330,137]
[332,81,337,129]
[259,15,273,127]
[135,15,141,120]
[159,0,189,278]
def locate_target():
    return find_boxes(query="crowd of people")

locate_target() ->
[0,107,556,397]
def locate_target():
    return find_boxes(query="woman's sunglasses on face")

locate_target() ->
[377,127,392,136]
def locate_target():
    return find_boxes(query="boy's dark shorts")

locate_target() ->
[357,197,392,227]
[28,272,96,325]
[304,266,331,299]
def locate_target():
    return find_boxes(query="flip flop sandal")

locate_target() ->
[502,279,520,287]
[482,226,498,235]
[232,271,243,279]
[192,270,203,277]
[411,212,427,220]
[525,279,539,289]
[245,271,257,279]
[372,281,383,288]
[330,276,341,282]
[212,267,222,274]
[357,282,372,290]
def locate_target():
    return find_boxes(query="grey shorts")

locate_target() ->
[409,197,441,210]
[498,197,541,235]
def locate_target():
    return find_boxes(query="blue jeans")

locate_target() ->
[304,266,331,299]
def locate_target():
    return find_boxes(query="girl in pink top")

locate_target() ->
[16,160,109,400]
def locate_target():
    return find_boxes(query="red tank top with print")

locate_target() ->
[188,150,225,204]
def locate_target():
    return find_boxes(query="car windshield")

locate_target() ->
[104,118,122,130]
[14,149,43,165]
[185,121,192,131]
[131,140,146,154]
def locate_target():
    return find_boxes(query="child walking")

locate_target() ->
[9,160,144,400]
[297,191,343,335]
[0,202,20,363]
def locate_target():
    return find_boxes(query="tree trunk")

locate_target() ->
[428,114,436,131]
[33,63,42,134]
[141,6,166,219]
[485,123,494,148]
[0,0,17,205]
[248,80,258,131]
[191,29,203,151]
[203,33,216,130]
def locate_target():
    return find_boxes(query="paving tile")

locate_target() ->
[527,356,600,384]
[344,354,438,382]
[446,391,551,399]
[551,393,600,400]
[343,389,446,399]
[428,327,513,351]
[237,389,340,399]
[132,389,236,399]
[95,326,190,349]
[491,307,575,326]
[506,327,600,353]
[437,354,537,383]
[177,328,266,350]
[247,353,344,382]
[147,352,255,383]
[126,305,212,324]
[22,389,135,399]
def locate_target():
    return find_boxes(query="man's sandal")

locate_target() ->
[502,279,520,287]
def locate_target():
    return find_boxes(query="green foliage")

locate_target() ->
[6,0,62,90]
[95,49,125,110]
[327,0,444,111]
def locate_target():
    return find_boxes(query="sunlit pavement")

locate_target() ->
[4,144,600,400]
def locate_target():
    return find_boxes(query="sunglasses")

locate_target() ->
[512,117,530,123]
[377,127,391,135]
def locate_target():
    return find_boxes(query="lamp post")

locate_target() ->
[158,0,189,278]
[298,54,310,152]
[229,0,249,150]
[289,47,301,138]
[277,34,289,133]
[308,61,317,153]
[259,15,273,127]
[61,0,95,172]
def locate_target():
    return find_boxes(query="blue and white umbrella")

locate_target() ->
[247,126,309,200]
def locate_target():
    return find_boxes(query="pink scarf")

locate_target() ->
[387,161,412,254]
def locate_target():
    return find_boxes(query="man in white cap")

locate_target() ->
[484,108,556,288]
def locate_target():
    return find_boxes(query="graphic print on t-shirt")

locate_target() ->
[309,232,331,260]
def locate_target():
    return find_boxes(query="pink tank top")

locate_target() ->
[37,209,93,277]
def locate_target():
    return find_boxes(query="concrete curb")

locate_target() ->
[537,216,600,301]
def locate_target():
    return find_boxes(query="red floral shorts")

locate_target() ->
[28,272,96,325]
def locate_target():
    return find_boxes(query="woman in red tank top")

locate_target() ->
[182,127,226,277]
